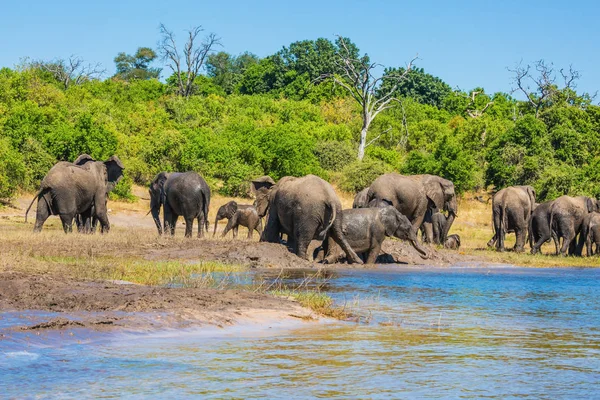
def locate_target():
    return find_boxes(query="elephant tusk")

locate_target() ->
[146,210,152,216]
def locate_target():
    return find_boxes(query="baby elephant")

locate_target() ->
[444,234,461,250]
[213,201,262,239]
[323,206,429,264]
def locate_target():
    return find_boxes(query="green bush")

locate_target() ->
[338,158,392,193]
[314,141,355,171]
[0,139,26,200]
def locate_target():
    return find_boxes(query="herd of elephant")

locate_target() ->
[27,154,595,263]
[488,185,600,257]
[23,155,465,264]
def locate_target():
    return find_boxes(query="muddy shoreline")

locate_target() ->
[0,271,319,335]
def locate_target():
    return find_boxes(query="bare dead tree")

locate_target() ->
[465,90,494,119]
[318,36,417,160]
[158,23,221,97]
[33,56,105,90]
[508,59,580,118]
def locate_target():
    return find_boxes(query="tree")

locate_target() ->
[114,47,161,81]
[378,67,452,108]
[508,60,582,118]
[320,36,417,160]
[158,23,221,97]
[32,56,105,90]
[206,51,259,94]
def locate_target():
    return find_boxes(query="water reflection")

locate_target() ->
[2,266,600,398]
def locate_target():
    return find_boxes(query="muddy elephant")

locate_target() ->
[551,195,600,256]
[581,212,600,256]
[367,173,457,242]
[444,234,461,250]
[213,201,262,239]
[421,210,452,245]
[487,185,536,252]
[252,175,362,263]
[352,187,370,209]
[529,201,559,255]
[25,156,124,233]
[322,206,429,264]
[149,171,211,238]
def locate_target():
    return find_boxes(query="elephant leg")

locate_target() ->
[79,209,93,234]
[197,215,204,238]
[33,199,51,232]
[330,221,363,264]
[552,232,559,255]
[163,204,176,236]
[59,213,74,234]
[222,217,236,238]
[233,226,239,239]
[560,229,575,256]
[514,226,526,253]
[295,235,311,261]
[365,242,381,264]
[184,217,193,238]
[422,221,434,245]
[247,224,253,239]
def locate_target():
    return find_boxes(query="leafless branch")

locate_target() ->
[158,23,221,97]
[33,56,105,89]
[366,126,392,148]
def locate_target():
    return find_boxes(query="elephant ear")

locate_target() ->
[586,197,595,213]
[103,156,125,191]
[525,186,536,210]
[250,176,275,197]
[74,154,95,166]
[421,176,446,210]
[225,201,238,218]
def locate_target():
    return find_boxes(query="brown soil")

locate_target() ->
[0,271,314,333]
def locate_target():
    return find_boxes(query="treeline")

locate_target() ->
[0,36,599,201]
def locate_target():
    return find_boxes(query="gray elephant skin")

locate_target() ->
[582,212,600,256]
[367,173,457,242]
[551,195,600,256]
[529,201,558,255]
[213,201,262,239]
[253,174,362,263]
[487,185,536,252]
[25,155,124,233]
[352,187,370,209]
[322,206,429,264]
[421,211,452,245]
[149,171,211,238]
[444,234,461,250]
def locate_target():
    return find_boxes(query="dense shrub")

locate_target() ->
[338,158,392,193]
[314,141,355,171]
[0,139,26,199]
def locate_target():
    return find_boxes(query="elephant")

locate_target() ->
[71,154,120,233]
[367,173,457,242]
[352,187,370,208]
[213,201,262,239]
[322,206,429,264]
[25,155,124,233]
[444,234,461,250]
[420,210,452,245]
[529,201,559,255]
[487,185,536,252]
[252,174,363,263]
[582,212,600,257]
[149,171,211,238]
[550,196,600,256]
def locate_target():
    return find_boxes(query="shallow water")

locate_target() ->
[2,266,600,398]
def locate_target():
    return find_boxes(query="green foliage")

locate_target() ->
[380,67,452,108]
[339,158,392,193]
[0,138,26,199]
[114,47,161,81]
[314,141,355,171]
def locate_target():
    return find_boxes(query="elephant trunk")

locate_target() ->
[441,212,456,244]
[213,216,220,237]
[411,238,430,259]
[151,205,162,235]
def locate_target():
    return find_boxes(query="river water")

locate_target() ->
[2,266,600,398]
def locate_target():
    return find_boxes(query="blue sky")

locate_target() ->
[2,0,599,96]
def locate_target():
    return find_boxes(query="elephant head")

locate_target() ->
[379,206,429,259]
[251,176,276,218]
[585,197,600,213]
[73,154,125,193]
[149,172,171,235]
[420,175,457,216]
[213,201,239,236]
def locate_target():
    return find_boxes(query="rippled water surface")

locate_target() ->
[2,266,600,398]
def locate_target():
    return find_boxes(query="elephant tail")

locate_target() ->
[527,212,533,249]
[499,203,508,237]
[202,190,210,234]
[25,189,47,223]
[319,202,337,239]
